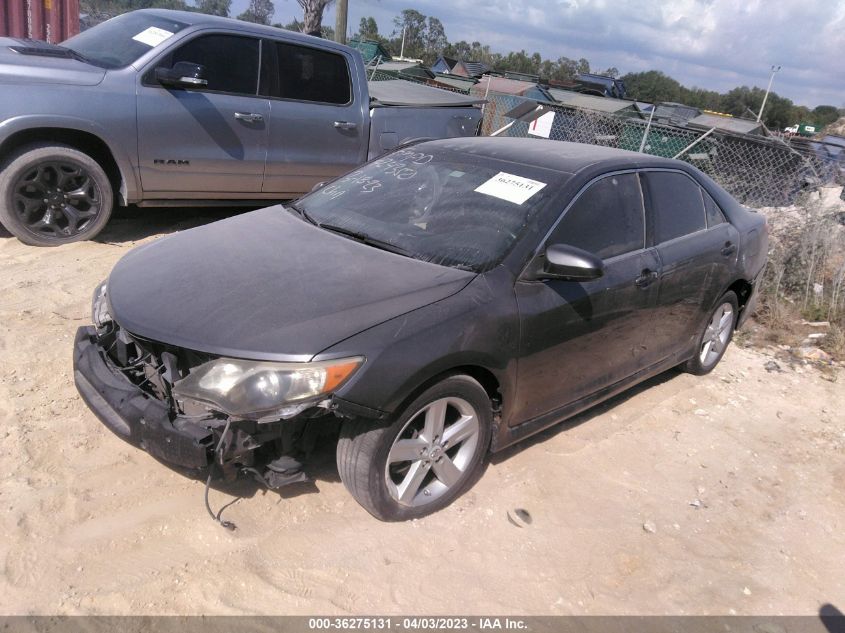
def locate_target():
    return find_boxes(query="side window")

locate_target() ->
[549,173,645,260]
[263,41,351,104]
[644,171,707,243]
[702,189,727,228]
[161,34,259,95]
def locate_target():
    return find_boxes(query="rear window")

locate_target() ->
[643,171,706,243]
[703,189,727,227]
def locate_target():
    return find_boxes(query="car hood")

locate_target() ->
[0,38,106,86]
[107,207,475,361]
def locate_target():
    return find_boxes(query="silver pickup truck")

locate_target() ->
[0,9,483,246]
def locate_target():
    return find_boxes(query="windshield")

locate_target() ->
[295,147,560,273]
[63,12,188,69]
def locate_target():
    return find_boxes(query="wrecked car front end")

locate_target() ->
[73,284,362,489]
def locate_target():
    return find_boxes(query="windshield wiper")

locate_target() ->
[63,47,92,64]
[287,202,318,226]
[318,224,415,258]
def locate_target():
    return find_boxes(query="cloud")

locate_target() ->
[239,0,845,107]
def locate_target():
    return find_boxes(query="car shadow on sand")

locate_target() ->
[159,368,686,518]
[161,430,341,507]
[489,367,683,465]
[93,204,267,245]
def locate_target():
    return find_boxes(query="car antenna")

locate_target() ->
[204,419,237,531]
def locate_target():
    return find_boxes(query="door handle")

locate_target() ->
[234,112,263,123]
[721,241,737,256]
[333,121,358,130]
[635,269,659,288]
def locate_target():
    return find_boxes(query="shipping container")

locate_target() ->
[0,0,80,44]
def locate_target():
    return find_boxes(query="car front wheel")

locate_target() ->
[337,375,492,521]
[683,290,739,375]
[0,143,113,246]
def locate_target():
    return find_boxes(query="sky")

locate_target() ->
[230,0,845,108]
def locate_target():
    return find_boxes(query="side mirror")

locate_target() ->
[155,62,208,88]
[533,243,604,281]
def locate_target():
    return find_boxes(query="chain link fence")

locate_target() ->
[366,70,843,208]
[480,92,843,208]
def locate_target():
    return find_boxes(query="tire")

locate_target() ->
[0,143,114,246]
[337,375,492,521]
[682,291,739,375]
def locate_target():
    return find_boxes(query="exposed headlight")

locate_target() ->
[172,356,364,420]
[91,281,112,328]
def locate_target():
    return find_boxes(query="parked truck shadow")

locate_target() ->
[93,204,271,244]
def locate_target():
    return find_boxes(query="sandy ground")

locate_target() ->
[0,208,844,616]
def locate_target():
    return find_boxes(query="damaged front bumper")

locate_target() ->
[74,326,211,469]
[72,326,331,487]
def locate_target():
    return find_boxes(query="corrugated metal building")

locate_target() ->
[471,75,552,102]
[547,88,641,117]
[688,113,764,136]
[348,38,392,65]
[0,0,79,43]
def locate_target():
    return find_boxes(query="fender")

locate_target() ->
[0,114,141,204]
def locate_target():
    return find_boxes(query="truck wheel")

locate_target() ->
[337,375,492,521]
[0,143,113,246]
[682,291,738,375]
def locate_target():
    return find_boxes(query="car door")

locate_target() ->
[136,33,269,194]
[259,39,367,196]
[512,172,661,424]
[641,170,740,358]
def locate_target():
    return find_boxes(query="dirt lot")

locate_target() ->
[1,209,843,616]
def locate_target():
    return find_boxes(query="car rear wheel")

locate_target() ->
[0,143,113,246]
[337,375,492,521]
[682,291,738,375]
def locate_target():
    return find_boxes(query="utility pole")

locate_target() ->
[335,0,348,45]
[756,65,781,123]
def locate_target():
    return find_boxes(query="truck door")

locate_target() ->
[259,39,367,196]
[136,33,268,195]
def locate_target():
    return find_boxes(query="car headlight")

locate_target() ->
[91,281,112,328]
[172,356,364,420]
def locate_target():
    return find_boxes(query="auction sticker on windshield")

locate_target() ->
[474,172,547,205]
[132,27,175,47]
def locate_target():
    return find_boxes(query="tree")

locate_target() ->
[391,9,427,58]
[621,70,683,103]
[237,0,274,24]
[281,18,304,31]
[812,105,840,128]
[297,0,334,37]
[358,17,379,39]
[422,16,447,61]
[195,0,230,16]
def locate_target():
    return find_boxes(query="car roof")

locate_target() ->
[420,137,691,176]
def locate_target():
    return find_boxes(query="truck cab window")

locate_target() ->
[164,34,259,95]
[262,41,351,105]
